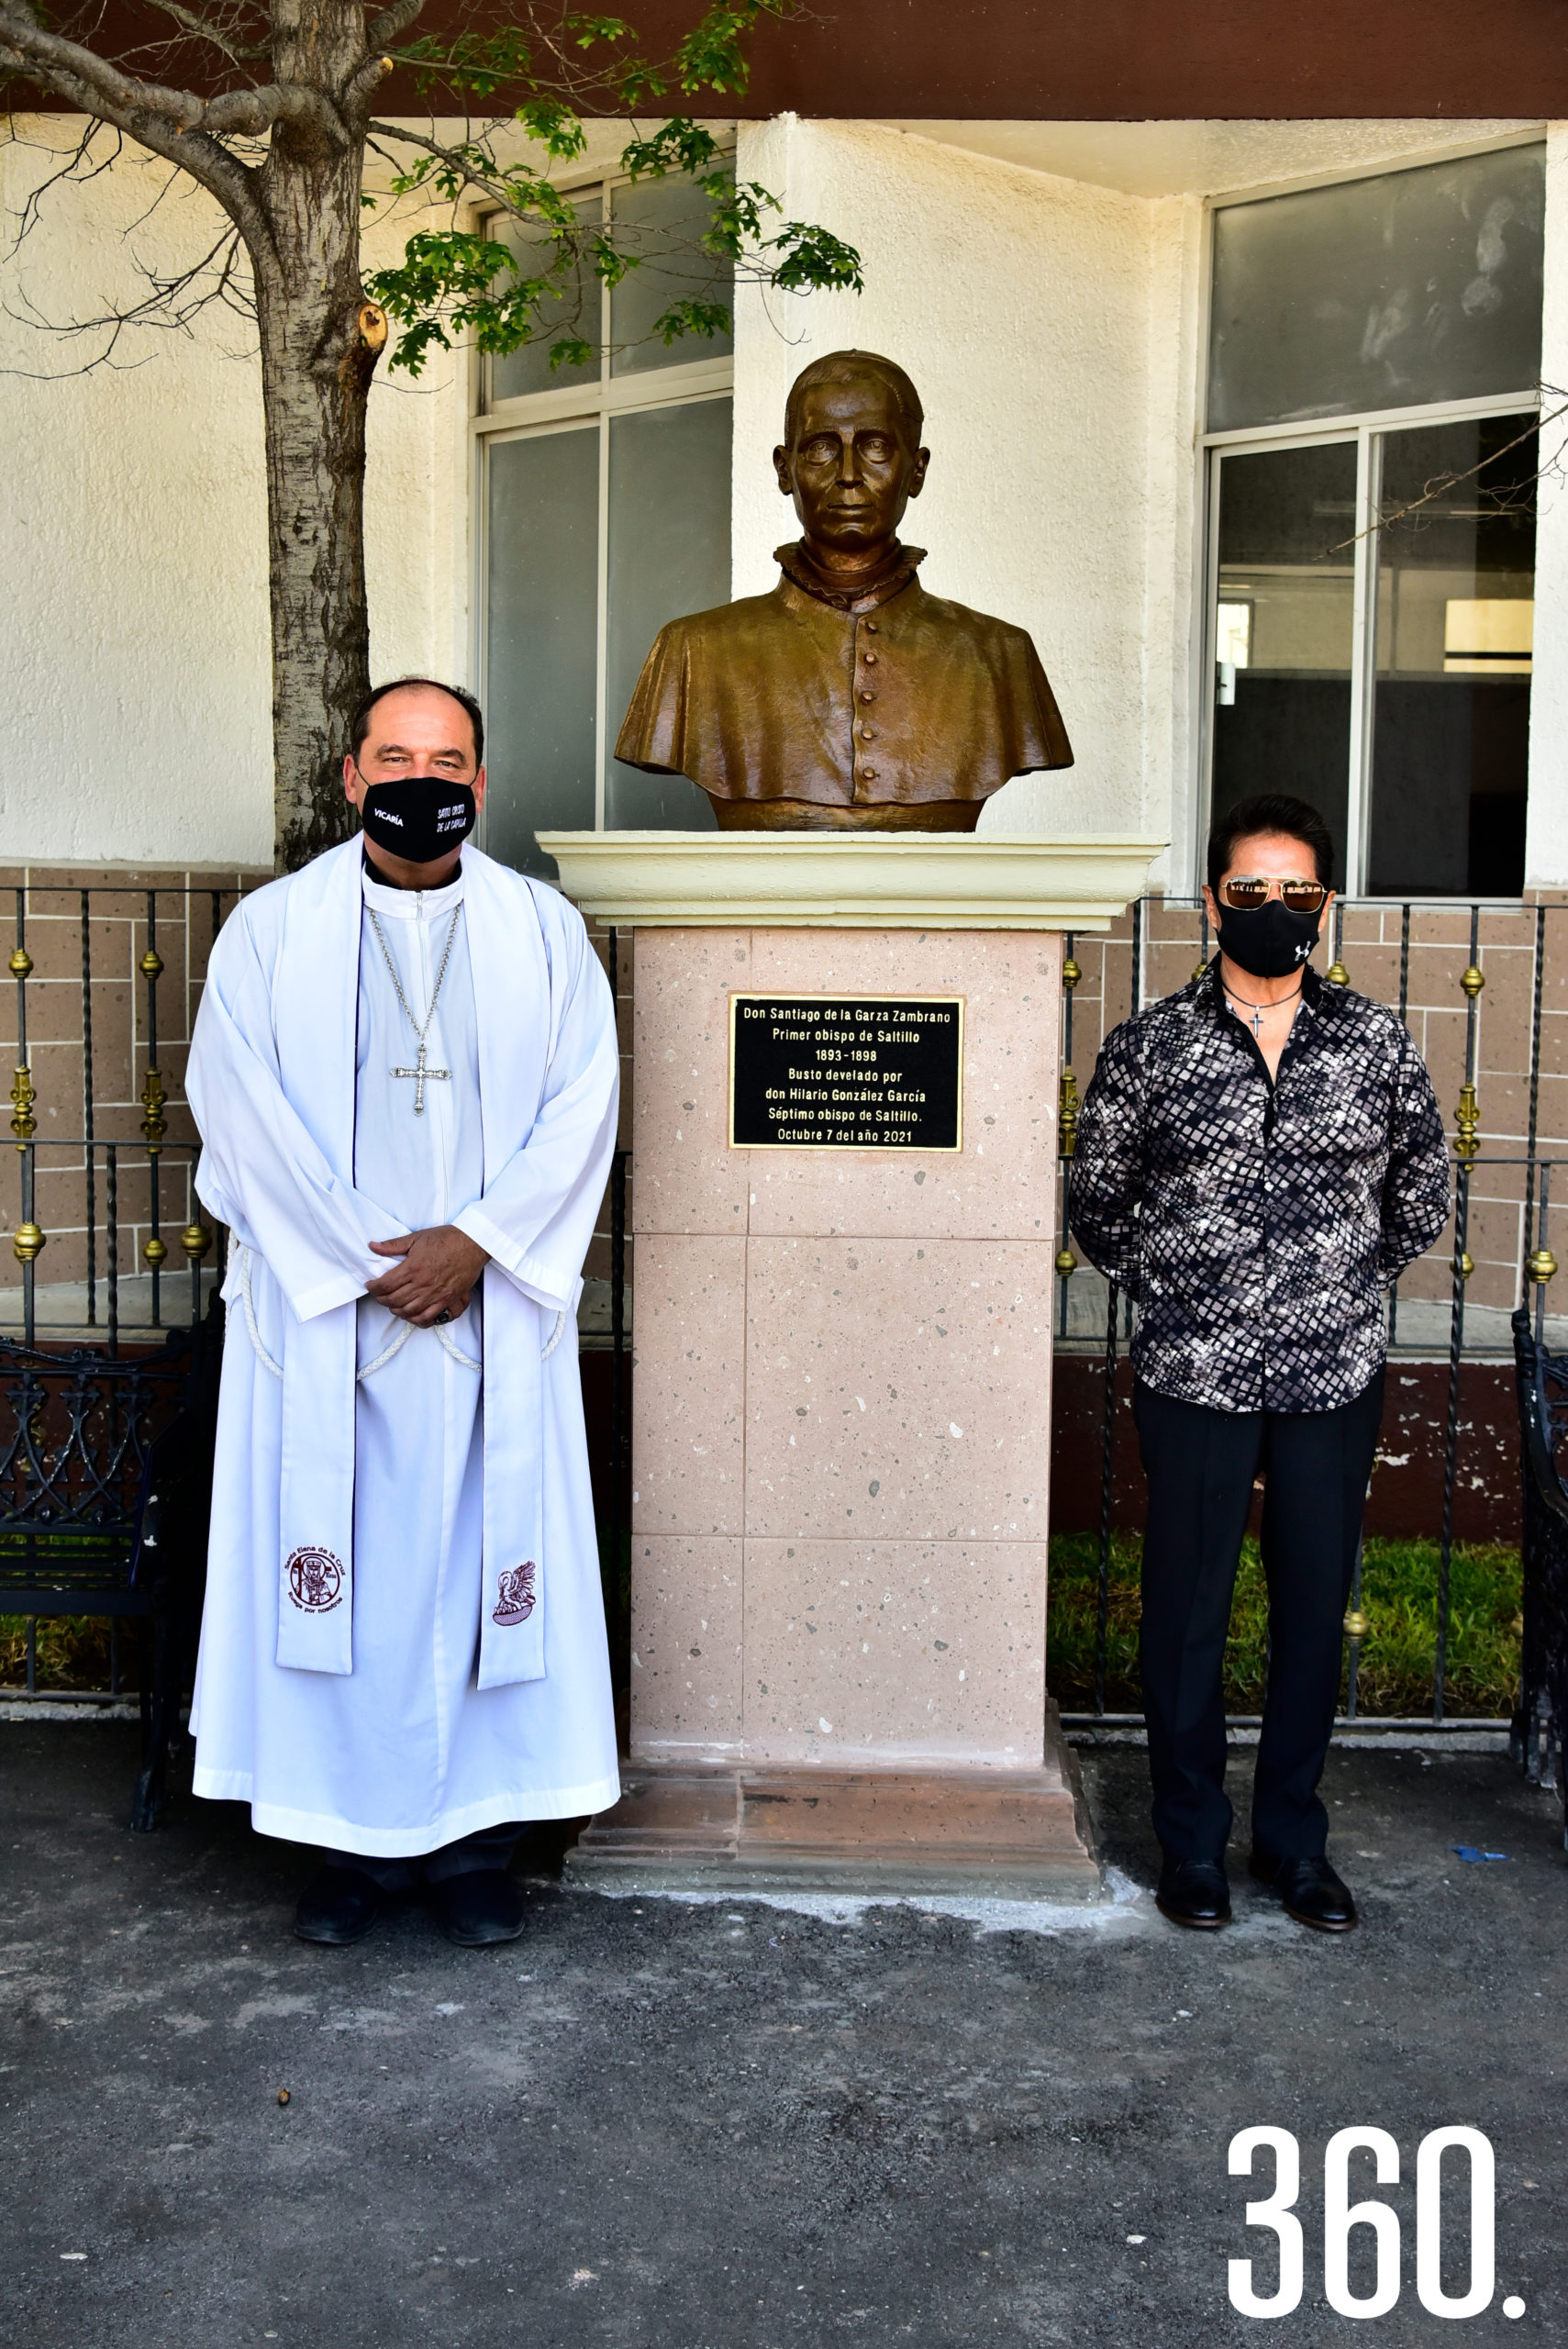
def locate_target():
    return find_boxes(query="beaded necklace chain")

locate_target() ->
[367,901,463,1114]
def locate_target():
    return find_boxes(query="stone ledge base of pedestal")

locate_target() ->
[567,1711,1101,1902]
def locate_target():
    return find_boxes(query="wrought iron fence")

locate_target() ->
[0,881,242,1704]
[1055,893,1568,1739]
[3,876,1557,1745]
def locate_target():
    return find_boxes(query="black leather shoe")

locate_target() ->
[1155,1854,1231,1929]
[295,1865,385,1946]
[428,1869,527,1947]
[1250,1847,1358,1932]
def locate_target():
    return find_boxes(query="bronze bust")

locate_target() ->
[614,351,1074,830]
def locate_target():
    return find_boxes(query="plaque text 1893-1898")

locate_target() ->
[728,995,963,1150]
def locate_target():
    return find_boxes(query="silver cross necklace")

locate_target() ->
[1224,976,1302,1041]
[366,900,463,1114]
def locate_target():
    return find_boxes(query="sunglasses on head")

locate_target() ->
[1218,875,1329,915]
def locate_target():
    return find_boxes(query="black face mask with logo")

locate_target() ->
[358,774,476,865]
[1214,897,1321,981]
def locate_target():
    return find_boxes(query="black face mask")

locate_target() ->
[1215,896,1321,981]
[359,775,476,865]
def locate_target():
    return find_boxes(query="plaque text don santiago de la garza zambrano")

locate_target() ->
[728,995,964,1151]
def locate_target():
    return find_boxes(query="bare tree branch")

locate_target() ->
[200,80,348,144]
[364,0,426,53]
[365,117,527,213]
[0,6,354,180]
[2,114,117,255]
[1,220,252,374]
[0,4,274,251]
[1323,397,1568,555]
[140,0,269,68]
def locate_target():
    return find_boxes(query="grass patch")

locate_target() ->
[6,1533,1525,1717]
[0,1613,138,1692]
[1047,1532,1522,1720]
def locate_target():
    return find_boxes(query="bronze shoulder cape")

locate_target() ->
[614,573,1073,814]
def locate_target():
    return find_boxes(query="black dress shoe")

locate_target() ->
[1155,1854,1231,1929]
[1250,1847,1358,1932]
[295,1865,385,1946]
[428,1869,527,1947]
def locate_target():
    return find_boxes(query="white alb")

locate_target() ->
[184,840,621,1855]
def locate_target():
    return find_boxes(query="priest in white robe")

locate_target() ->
[186,677,621,1947]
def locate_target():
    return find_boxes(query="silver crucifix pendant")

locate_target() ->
[392,1040,451,1114]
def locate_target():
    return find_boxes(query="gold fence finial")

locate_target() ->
[9,1065,35,1147]
[1058,1066,1080,1160]
[1454,1083,1481,1161]
[139,1065,167,1153]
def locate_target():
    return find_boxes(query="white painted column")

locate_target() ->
[1526,123,1568,888]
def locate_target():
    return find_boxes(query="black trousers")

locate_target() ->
[322,1821,522,1892]
[1132,1372,1385,1863]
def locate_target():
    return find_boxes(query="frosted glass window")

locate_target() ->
[1209,442,1358,885]
[605,397,731,831]
[1365,416,1537,896]
[609,176,734,378]
[1208,146,1544,431]
[484,425,599,878]
[489,194,602,406]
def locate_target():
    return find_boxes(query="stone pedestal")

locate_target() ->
[540,832,1163,1899]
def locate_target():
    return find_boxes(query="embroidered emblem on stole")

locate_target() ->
[493,1561,538,1626]
[285,1546,345,1613]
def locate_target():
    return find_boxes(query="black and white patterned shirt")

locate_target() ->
[1069,961,1451,1413]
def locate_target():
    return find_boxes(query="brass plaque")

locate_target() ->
[728,994,963,1151]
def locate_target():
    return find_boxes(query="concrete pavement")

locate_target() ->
[2,1723,1563,2345]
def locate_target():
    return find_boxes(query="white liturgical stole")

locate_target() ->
[191,841,594,1691]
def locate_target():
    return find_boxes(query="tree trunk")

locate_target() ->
[256,17,382,870]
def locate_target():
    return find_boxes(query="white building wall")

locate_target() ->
[0,121,466,868]
[3,110,1562,883]
[731,117,1184,863]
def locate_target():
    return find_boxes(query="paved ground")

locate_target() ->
[2,1724,1564,2347]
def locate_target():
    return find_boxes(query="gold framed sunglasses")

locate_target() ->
[1218,875,1329,915]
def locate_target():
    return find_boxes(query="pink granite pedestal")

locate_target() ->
[573,920,1099,1898]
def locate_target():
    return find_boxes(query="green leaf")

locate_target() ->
[765,220,865,296]
[394,25,539,100]
[619,118,723,184]
[646,296,733,347]
[669,0,795,96]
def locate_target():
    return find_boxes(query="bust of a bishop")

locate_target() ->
[610,347,1065,827]
[614,350,1074,829]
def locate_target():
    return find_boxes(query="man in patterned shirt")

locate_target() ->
[1072,793,1449,1933]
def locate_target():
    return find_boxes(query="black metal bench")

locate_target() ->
[1510,1305,1568,1844]
[0,1311,218,1827]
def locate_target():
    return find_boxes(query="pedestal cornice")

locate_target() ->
[536,830,1166,930]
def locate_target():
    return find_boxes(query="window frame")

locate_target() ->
[1198,391,1540,899]
[1194,138,1546,901]
[469,164,737,841]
